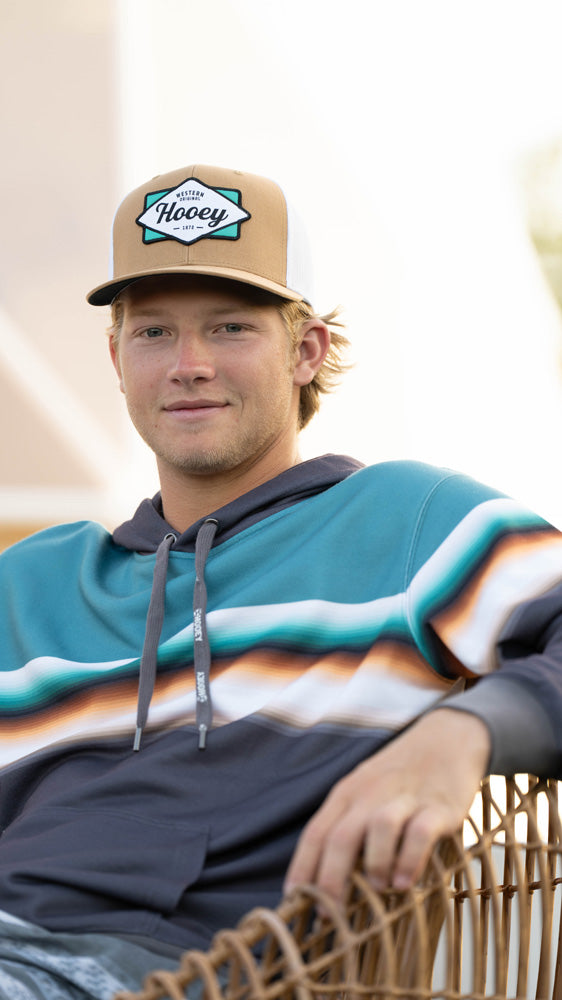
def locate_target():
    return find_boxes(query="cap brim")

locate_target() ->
[87,265,307,306]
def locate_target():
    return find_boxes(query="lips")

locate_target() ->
[164,400,226,411]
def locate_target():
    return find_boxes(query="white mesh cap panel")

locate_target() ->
[284,195,316,307]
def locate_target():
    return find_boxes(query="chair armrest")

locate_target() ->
[115,775,562,1000]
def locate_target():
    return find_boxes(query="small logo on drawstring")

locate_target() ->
[196,671,208,702]
[193,609,203,642]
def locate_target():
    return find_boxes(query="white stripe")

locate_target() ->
[438,542,562,672]
[0,593,406,700]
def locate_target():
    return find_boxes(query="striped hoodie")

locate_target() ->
[0,455,561,953]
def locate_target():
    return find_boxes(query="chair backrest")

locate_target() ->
[115,775,562,1000]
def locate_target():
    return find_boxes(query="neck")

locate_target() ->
[157,449,302,533]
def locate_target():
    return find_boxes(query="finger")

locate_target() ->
[284,827,323,894]
[310,811,367,901]
[284,793,348,894]
[361,798,417,891]
[390,805,455,889]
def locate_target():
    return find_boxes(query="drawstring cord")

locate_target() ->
[134,532,176,751]
[193,519,219,749]
[133,519,219,752]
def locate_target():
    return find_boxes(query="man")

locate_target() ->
[0,163,561,999]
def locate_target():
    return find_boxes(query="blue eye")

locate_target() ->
[224,323,243,333]
[144,327,164,338]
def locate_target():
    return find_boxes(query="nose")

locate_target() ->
[168,333,216,383]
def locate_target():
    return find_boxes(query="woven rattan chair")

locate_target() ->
[115,775,562,1000]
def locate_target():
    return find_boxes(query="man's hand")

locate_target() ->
[284,708,491,902]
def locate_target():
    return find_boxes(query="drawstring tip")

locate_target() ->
[133,727,143,752]
[198,724,207,751]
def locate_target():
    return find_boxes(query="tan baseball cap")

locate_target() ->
[87,164,314,307]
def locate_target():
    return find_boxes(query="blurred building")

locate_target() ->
[522,139,562,323]
[0,0,124,547]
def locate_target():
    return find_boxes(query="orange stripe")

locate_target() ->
[0,639,451,744]
[432,528,561,640]
[0,677,140,741]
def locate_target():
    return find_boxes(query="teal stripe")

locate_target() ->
[0,601,413,715]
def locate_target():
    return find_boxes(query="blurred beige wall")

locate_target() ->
[0,0,124,545]
[2,0,562,551]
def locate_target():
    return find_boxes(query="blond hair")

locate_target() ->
[275,299,350,428]
[108,280,351,430]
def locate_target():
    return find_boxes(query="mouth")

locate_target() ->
[163,400,228,419]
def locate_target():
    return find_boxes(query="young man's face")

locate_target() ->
[110,275,317,489]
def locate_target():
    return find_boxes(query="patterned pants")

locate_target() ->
[0,910,184,1000]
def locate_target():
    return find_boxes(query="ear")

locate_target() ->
[108,337,125,393]
[292,318,331,387]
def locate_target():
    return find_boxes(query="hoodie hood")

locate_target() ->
[113,454,363,553]
[112,455,364,750]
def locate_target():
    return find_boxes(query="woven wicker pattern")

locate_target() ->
[115,775,562,1000]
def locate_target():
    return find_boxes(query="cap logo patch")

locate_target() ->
[136,178,251,246]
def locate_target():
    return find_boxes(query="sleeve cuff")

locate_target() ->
[434,675,561,778]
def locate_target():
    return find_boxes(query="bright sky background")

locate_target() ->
[113,0,562,526]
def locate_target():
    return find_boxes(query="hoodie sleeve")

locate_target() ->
[404,475,562,779]
[436,586,562,777]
